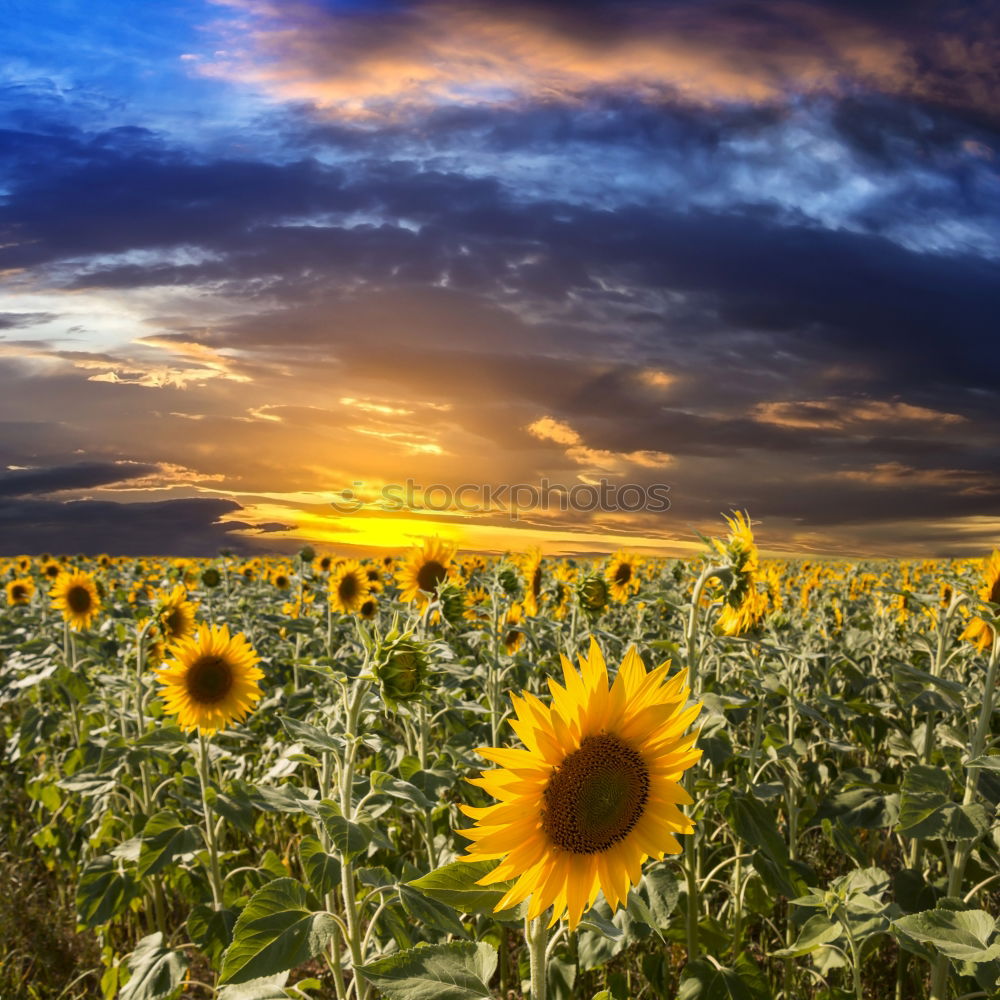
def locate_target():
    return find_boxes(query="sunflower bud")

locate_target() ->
[436,583,467,627]
[298,545,316,564]
[374,636,430,706]
[201,567,222,588]
[498,567,520,595]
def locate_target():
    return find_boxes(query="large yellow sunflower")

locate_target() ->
[50,570,101,631]
[329,559,370,614]
[459,639,701,930]
[395,538,456,605]
[605,551,642,604]
[712,512,767,636]
[157,624,263,732]
[6,578,35,605]
[962,549,1000,652]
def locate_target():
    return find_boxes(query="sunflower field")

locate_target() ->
[2,521,1000,1000]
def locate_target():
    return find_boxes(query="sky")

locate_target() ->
[1,0,998,558]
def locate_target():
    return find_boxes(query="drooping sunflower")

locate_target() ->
[712,511,767,636]
[6,578,35,605]
[502,603,526,655]
[395,538,456,605]
[157,624,263,732]
[158,585,198,642]
[577,573,610,617]
[519,548,544,616]
[330,559,370,614]
[605,551,642,604]
[50,570,101,631]
[459,639,701,930]
[962,549,1000,652]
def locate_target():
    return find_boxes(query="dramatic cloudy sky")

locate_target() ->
[1,0,998,556]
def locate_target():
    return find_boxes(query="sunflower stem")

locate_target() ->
[680,563,721,963]
[339,674,370,1000]
[930,631,1000,1000]
[196,729,225,910]
[526,915,547,1000]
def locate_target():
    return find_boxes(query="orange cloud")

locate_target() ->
[752,397,966,430]
[198,0,997,118]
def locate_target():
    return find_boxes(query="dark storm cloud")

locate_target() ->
[0,496,261,556]
[0,461,159,497]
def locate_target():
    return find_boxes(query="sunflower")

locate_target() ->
[961,549,1000,652]
[41,559,61,580]
[50,570,101,631]
[365,566,384,594]
[712,512,767,636]
[502,603,526,655]
[459,639,701,930]
[359,595,379,621]
[395,538,456,605]
[464,586,491,622]
[6,578,35,605]
[520,548,544,616]
[158,585,198,641]
[605,551,642,604]
[577,574,609,617]
[270,567,293,590]
[330,559,370,614]
[156,624,263,732]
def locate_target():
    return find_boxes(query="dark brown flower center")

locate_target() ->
[164,608,184,637]
[67,585,93,614]
[989,576,1000,605]
[614,563,632,585]
[531,567,542,598]
[186,655,234,704]
[505,628,520,648]
[338,572,360,602]
[360,598,377,617]
[416,560,447,593]
[11,585,27,601]
[542,734,649,854]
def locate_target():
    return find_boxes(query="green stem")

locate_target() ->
[526,915,547,1000]
[929,633,1000,1000]
[340,676,370,1000]
[417,703,436,869]
[681,563,723,963]
[196,730,225,909]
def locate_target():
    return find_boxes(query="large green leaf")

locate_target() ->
[318,800,369,858]
[76,855,134,928]
[220,877,338,985]
[408,859,515,915]
[119,933,188,1000]
[356,941,498,1000]
[898,766,991,840]
[678,956,772,1000]
[137,810,203,878]
[893,907,1000,963]
[299,835,341,897]
[771,914,841,958]
[399,884,469,939]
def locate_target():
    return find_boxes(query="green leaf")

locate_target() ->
[279,716,343,755]
[356,941,498,1000]
[399,884,469,939]
[370,770,434,809]
[76,855,134,928]
[187,904,236,966]
[137,810,203,878]
[220,877,338,985]
[119,933,188,1000]
[772,914,842,957]
[299,835,341,897]
[898,766,991,840]
[678,957,772,1000]
[318,800,369,859]
[893,907,1000,963]
[408,859,516,916]
[217,975,289,1000]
